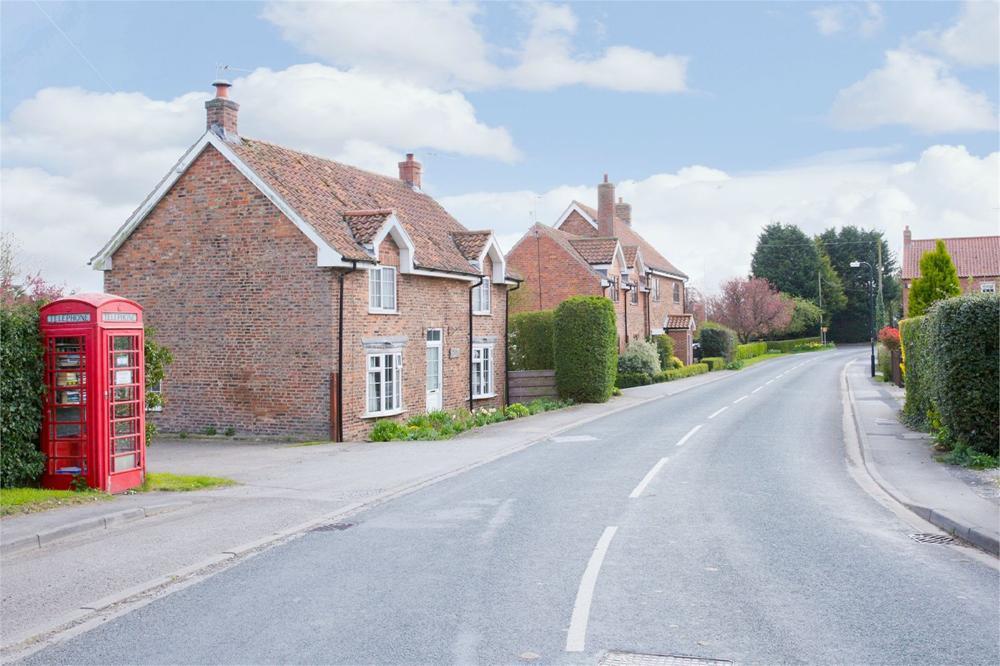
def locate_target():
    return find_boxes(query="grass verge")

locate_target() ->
[0,487,110,517]
[141,472,237,492]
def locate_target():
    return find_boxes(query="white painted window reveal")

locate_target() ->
[369,267,397,312]
[367,351,403,415]
[473,277,491,314]
[472,344,494,397]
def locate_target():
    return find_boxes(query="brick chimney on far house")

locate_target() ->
[205,80,239,142]
[615,197,632,226]
[597,174,615,236]
[398,153,422,189]
[903,225,911,246]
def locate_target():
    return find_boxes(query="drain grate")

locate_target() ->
[909,532,956,545]
[311,522,356,532]
[600,652,733,666]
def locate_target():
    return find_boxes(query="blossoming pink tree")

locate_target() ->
[707,277,792,343]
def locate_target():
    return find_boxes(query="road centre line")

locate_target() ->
[629,457,669,499]
[733,395,749,404]
[708,406,728,419]
[565,526,618,652]
[675,424,702,447]
[765,379,774,385]
[751,386,764,394]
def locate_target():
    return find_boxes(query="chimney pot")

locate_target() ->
[597,174,615,237]
[205,80,239,141]
[903,225,912,245]
[398,153,422,189]
[615,198,632,226]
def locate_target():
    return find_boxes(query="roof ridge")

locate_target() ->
[910,235,1000,242]
[240,136,409,189]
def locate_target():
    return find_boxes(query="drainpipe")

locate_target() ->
[623,282,629,342]
[469,275,484,412]
[336,261,358,442]
[645,287,651,339]
[504,278,522,407]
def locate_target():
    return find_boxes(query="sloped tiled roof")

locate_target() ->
[622,245,639,267]
[228,138,478,275]
[344,209,392,245]
[902,236,1000,280]
[517,224,603,277]
[665,313,694,330]
[569,237,619,264]
[451,230,493,261]
[572,201,688,278]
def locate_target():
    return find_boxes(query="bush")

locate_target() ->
[654,363,710,382]
[702,356,726,371]
[653,335,674,369]
[618,339,661,376]
[615,372,652,388]
[766,336,821,353]
[0,304,46,487]
[504,403,530,419]
[877,343,894,382]
[144,327,174,444]
[370,420,408,441]
[877,326,900,351]
[899,316,931,429]
[926,294,999,456]
[508,310,555,370]
[698,322,736,361]
[669,356,684,369]
[735,341,768,360]
[554,296,617,403]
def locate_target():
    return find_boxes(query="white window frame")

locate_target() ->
[981,282,996,293]
[473,277,491,315]
[609,276,619,302]
[365,350,404,417]
[369,266,398,313]
[471,343,495,398]
[652,277,661,302]
[147,380,162,412]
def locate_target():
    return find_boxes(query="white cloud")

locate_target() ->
[261,1,688,93]
[440,146,999,294]
[1,65,518,291]
[915,1,999,67]
[831,49,996,132]
[811,3,884,37]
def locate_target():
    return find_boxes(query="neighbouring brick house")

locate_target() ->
[901,226,1000,317]
[506,175,695,362]
[91,82,515,442]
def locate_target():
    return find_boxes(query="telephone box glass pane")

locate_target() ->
[55,406,82,422]
[113,454,138,472]
[114,386,137,402]
[46,336,88,478]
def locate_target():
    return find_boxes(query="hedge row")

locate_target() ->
[653,334,674,369]
[735,341,767,360]
[554,296,617,403]
[766,336,821,353]
[615,362,710,388]
[901,293,998,455]
[699,323,736,361]
[0,304,46,487]
[702,356,726,371]
[508,310,555,370]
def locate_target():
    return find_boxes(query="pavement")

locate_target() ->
[1,364,737,653]
[844,359,1000,555]
[11,346,997,665]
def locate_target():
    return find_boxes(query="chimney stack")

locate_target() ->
[597,173,615,236]
[205,80,239,142]
[903,225,911,245]
[615,196,632,226]
[398,153,422,189]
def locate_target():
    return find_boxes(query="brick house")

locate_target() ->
[901,226,1000,317]
[91,82,515,442]
[506,175,695,362]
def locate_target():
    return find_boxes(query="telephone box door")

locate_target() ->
[103,330,145,493]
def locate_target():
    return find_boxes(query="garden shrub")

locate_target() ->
[0,304,46,487]
[735,341,767,360]
[655,363,710,382]
[504,403,530,419]
[925,294,999,456]
[369,419,408,442]
[615,372,652,388]
[669,356,684,369]
[653,334,674,369]
[766,336,822,353]
[877,326,900,351]
[702,356,726,371]
[876,343,894,382]
[698,322,736,361]
[144,327,174,444]
[618,339,661,376]
[508,310,555,370]
[899,316,931,429]
[554,296,617,402]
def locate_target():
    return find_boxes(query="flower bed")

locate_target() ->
[369,398,574,442]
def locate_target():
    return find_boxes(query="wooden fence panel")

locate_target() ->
[508,369,558,403]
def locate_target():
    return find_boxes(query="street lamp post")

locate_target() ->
[850,260,876,378]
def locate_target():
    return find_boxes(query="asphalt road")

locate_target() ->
[24,349,1000,665]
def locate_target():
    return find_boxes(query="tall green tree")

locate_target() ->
[751,223,820,300]
[816,245,847,323]
[908,239,961,316]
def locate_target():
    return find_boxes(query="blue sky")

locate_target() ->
[2,1,997,292]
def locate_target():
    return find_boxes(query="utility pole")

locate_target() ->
[875,240,886,330]
[818,270,824,345]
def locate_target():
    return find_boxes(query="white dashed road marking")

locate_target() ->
[708,406,728,419]
[675,425,702,447]
[629,457,669,499]
[751,386,764,394]
[733,395,749,404]
[566,526,618,652]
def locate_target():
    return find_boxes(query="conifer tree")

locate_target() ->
[908,240,961,317]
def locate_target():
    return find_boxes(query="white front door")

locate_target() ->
[425,329,443,411]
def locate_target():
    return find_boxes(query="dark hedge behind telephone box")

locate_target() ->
[553,296,617,403]
[0,304,46,487]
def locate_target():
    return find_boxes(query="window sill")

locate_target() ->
[472,393,497,400]
[472,311,491,316]
[362,407,406,419]
[368,309,400,315]
[146,407,162,413]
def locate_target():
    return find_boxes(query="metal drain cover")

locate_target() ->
[600,652,733,666]
[909,532,956,545]
[311,522,356,532]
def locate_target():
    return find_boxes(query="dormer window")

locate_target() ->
[369,266,397,313]
[473,277,491,314]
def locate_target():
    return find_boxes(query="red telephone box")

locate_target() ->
[39,293,146,493]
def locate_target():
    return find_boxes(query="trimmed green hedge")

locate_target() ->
[735,341,767,360]
[926,294,998,455]
[615,372,652,389]
[554,296,617,402]
[766,336,821,353]
[699,322,736,361]
[657,363,710,381]
[702,356,726,371]
[653,334,674,369]
[899,316,931,429]
[1,304,46,487]
[508,310,555,370]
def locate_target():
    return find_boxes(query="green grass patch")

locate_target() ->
[0,487,110,517]
[141,472,236,492]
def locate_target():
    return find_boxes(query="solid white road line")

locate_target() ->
[708,406,728,419]
[733,395,749,404]
[565,526,618,652]
[675,424,703,447]
[629,457,669,499]
[751,386,764,394]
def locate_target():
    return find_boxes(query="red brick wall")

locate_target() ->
[506,230,601,315]
[669,329,693,365]
[105,145,337,438]
[559,210,597,237]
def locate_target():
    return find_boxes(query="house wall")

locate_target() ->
[669,329,694,365]
[506,230,601,315]
[559,210,597,237]
[105,145,337,438]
